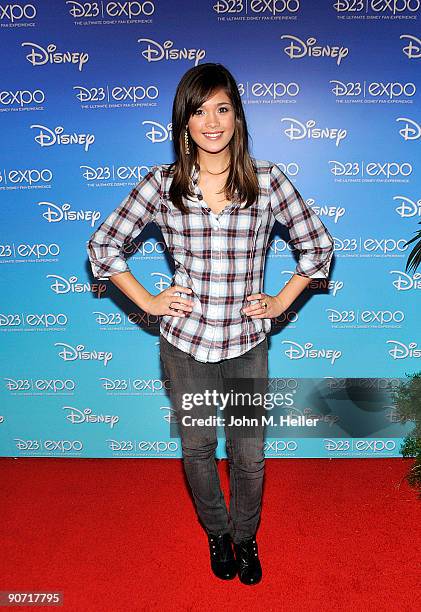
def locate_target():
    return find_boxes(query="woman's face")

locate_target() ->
[186,88,235,157]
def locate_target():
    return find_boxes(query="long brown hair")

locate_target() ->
[168,63,259,213]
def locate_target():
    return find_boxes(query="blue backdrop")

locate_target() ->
[1,0,420,458]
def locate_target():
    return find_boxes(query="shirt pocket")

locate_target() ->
[160,201,188,251]
[228,205,263,253]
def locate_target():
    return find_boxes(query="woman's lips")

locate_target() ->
[202,131,223,140]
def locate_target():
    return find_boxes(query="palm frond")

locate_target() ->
[403,221,421,273]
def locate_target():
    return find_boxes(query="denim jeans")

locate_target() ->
[159,333,268,544]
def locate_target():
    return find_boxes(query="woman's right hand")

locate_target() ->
[144,285,194,317]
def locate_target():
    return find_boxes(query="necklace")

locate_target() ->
[195,162,230,176]
[206,164,230,175]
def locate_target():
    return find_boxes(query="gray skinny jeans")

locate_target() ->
[159,333,268,544]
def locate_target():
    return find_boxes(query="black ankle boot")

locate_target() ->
[207,533,237,580]
[233,537,262,585]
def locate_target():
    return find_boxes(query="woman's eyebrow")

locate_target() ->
[199,101,232,107]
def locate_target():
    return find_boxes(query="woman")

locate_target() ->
[87,63,334,586]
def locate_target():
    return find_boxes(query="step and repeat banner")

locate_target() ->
[0,1,420,458]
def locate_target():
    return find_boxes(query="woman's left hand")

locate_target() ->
[241,293,287,319]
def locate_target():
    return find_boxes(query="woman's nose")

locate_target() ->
[205,112,219,127]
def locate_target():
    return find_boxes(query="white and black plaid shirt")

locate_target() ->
[87,158,334,362]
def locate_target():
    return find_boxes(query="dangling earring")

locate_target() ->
[184,127,190,155]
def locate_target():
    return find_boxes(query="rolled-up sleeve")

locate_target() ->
[86,165,161,280]
[269,162,334,279]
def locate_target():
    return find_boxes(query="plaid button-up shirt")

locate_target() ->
[87,158,334,362]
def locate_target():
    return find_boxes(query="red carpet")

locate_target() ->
[1,457,420,611]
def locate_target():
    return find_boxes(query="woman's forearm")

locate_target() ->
[108,271,153,311]
[276,273,312,310]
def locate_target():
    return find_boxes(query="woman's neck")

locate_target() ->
[196,150,231,174]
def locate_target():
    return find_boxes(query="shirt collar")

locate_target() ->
[190,163,199,186]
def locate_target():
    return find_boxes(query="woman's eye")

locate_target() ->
[193,106,230,116]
